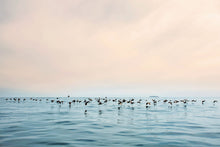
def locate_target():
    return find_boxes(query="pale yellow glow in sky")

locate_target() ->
[0,0,220,96]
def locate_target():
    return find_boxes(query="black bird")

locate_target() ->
[213,100,218,103]
[163,100,168,103]
[85,101,89,105]
[57,100,61,104]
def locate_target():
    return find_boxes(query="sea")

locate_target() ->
[0,97,220,147]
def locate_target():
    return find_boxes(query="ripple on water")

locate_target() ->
[31,141,71,146]
[75,139,96,142]
[46,142,70,145]
[54,121,76,125]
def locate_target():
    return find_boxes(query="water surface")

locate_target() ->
[0,97,220,146]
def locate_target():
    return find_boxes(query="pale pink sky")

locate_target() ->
[0,0,220,97]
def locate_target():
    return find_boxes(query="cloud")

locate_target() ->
[0,0,220,96]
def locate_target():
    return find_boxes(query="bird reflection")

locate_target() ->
[68,104,71,111]
[118,107,121,116]
[146,106,151,109]
[99,110,102,115]
[58,104,61,112]
[84,110,88,117]
[168,106,172,110]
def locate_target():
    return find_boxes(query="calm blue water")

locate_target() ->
[0,97,220,147]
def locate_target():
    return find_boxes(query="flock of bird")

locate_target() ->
[3,97,219,114]
[4,97,218,107]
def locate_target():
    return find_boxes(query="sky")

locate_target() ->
[0,0,220,97]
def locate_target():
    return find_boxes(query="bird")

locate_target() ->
[146,102,151,105]
[85,101,89,105]
[146,102,151,108]
[56,100,61,104]
[153,100,157,105]
[174,100,179,103]
[163,100,168,103]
